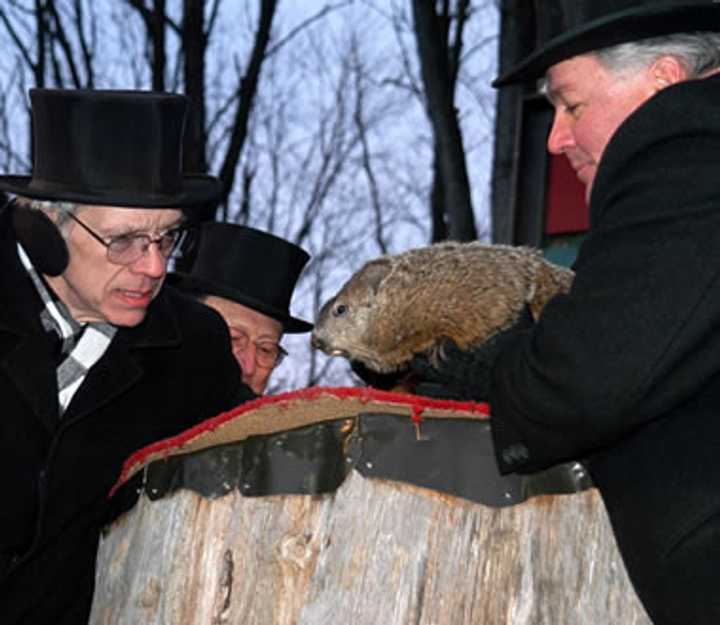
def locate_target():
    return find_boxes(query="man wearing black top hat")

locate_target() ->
[0,89,253,624]
[170,221,313,395]
[410,2,720,623]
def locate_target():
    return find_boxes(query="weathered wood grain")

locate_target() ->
[90,472,651,625]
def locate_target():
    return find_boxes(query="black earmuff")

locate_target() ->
[11,201,70,276]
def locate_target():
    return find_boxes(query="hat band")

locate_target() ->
[20,176,186,206]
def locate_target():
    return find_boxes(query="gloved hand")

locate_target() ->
[350,360,409,391]
[411,304,534,401]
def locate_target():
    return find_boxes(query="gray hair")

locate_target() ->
[17,197,79,230]
[594,32,720,78]
[537,31,720,94]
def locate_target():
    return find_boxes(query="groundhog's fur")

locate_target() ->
[312,242,574,373]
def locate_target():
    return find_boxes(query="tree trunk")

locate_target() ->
[217,0,277,204]
[411,0,477,242]
[90,474,651,625]
[150,0,167,92]
[182,0,208,176]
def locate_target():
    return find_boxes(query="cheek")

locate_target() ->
[66,262,100,296]
[84,267,128,309]
[256,368,273,390]
[574,113,619,163]
[66,242,114,292]
[591,89,651,159]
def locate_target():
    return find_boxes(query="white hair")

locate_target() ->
[17,197,79,230]
[594,32,720,78]
[537,31,720,93]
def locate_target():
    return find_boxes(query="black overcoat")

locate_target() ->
[489,74,720,622]
[0,205,253,624]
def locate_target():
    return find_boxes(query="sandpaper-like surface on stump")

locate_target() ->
[111,386,490,494]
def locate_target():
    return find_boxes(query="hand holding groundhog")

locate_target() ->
[409,303,535,400]
[311,242,573,388]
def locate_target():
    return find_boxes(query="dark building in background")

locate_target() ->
[490,0,589,267]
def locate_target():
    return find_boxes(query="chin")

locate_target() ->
[105,309,149,327]
[245,380,266,395]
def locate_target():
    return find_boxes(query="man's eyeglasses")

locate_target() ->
[65,212,191,266]
[230,327,288,369]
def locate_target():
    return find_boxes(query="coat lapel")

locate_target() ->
[63,289,182,421]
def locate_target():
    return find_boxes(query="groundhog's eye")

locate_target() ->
[333,303,348,317]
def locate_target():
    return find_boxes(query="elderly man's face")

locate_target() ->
[203,295,284,395]
[47,205,183,326]
[544,54,657,202]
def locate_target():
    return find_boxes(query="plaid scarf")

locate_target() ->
[17,243,117,416]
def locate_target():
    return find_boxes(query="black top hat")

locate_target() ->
[169,222,313,333]
[493,1,720,87]
[0,88,220,207]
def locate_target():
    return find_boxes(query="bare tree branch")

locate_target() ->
[411,0,477,241]
[265,1,352,58]
[73,0,96,86]
[204,0,222,38]
[125,0,180,36]
[0,7,36,76]
[351,38,388,255]
[217,0,277,204]
[124,0,167,91]
[46,0,83,87]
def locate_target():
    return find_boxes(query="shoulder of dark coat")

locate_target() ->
[115,285,230,352]
[162,283,231,341]
[610,73,720,154]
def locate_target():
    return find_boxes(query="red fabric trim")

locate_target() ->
[110,387,490,497]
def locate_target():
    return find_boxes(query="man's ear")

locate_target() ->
[651,56,690,90]
[11,202,70,277]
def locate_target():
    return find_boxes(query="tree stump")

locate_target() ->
[89,388,651,625]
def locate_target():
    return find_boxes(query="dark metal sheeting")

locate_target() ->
[113,413,592,513]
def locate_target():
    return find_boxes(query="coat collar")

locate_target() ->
[64,288,182,421]
[121,287,182,350]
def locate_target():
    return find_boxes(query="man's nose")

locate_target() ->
[236,342,256,379]
[131,242,166,278]
[547,110,574,155]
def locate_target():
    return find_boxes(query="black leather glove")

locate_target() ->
[411,305,534,401]
[350,360,408,391]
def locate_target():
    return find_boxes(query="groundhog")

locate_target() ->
[311,242,573,374]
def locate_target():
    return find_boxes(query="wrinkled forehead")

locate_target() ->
[204,295,284,340]
[76,204,184,230]
[539,52,605,100]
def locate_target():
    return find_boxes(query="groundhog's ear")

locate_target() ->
[360,259,392,295]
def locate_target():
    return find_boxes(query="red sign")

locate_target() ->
[544,154,589,235]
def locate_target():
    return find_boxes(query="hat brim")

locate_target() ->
[0,173,221,208]
[493,4,720,87]
[168,272,313,334]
